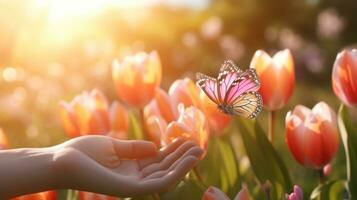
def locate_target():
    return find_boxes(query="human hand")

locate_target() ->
[52,135,203,197]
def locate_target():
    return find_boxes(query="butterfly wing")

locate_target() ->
[222,67,262,118]
[196,73,220,104]
[224,68,260,104]
[217,60,242,102]
[231,91,262,118]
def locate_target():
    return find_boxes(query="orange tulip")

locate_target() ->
[144,88,178,145]
[169,78,201,107]
[200,91,231,135]
[250,49,295,110]
[79,191,118,200]
[0,128,8,150]
[168,78,231,135]
[12,191,57,200]
[59,89,129,139]
[144,87,209,154]
[164,105,209,156]
[285,102,339,169]
[332,49,357,107]
[112,51,162,108]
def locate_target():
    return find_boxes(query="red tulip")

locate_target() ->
[250,49,295,110]
[112,51,162,108]
[59,89,128,139]
[12,191,57,200]
[285,102,339,168]
[332,49,357,107]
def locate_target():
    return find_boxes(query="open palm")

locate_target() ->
[52,135,202,197]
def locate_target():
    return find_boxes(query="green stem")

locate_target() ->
[319,168,325,184]
[193,166,205,186]
[268,110,276,144]
[139,108,148,140]
[151,193,160,200]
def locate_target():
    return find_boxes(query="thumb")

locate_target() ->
[112,139,158,159]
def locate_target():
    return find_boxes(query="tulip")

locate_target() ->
[168,78,231,135]
[202,186,250,200]
[285,102,339,168]
[332,49,357,107]
[79,191,117,200]
[250,49,295,111]
[285,185,303,200]
[323,164,332,177]
[59,89,129,139]
[200,91,231,135]
[112,51,162,108]
[202,186,230,200]
[234,187,250,200]
[169,78,201,107]
[0,128,8,150]
[144,88,178,146]
[11,191,57,200]
[164,105,209,156]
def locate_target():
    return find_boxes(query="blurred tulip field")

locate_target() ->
[1,0,357,199]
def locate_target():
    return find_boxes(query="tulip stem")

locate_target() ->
[139,108,148,140]
[319,169,325,184]
[151,193,160,200]
[268,110,276,144]
[193,166,205,186]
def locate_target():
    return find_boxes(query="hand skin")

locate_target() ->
[0,135,203,199]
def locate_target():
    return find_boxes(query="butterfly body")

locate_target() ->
[217,104,234,115]
[196,60,262,119]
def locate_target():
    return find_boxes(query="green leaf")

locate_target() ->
[338,104,357,199]
[128,110,145,140]
[235,117,292,199]
[198,136,241,198]
[310,180,347,200]
[160,179,207,200]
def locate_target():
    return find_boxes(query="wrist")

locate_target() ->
[0,147,59,199]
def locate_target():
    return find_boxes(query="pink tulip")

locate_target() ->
[202,186,230,200]
[285,102,339,168]
[285,185,303,200]
[332,49,357,106]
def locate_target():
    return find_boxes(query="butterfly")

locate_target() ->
[196,60,262,118]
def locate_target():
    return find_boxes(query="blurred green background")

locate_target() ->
[0,0,356,197]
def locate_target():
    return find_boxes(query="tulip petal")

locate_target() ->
[202,186,230,200]
[59,102,80,138]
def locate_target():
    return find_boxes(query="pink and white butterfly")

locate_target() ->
[196,60,262,118]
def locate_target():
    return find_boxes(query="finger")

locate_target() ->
[138,156,198,194]
[112,139,157,159]
[143,147,203,180]
[140,141,197,177]
[138,137,186,169]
